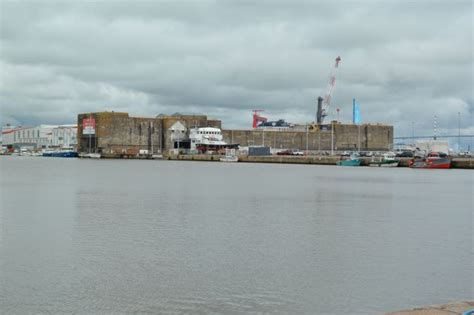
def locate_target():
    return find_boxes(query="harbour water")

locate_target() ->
[0,157,472,314]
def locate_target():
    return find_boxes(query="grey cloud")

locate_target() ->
[0,0,472,148]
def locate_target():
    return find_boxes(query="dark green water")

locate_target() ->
[0,157,472,314]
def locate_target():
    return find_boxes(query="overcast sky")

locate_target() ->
[1,0,473,141]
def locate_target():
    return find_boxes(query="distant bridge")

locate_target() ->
[394,135,474,140]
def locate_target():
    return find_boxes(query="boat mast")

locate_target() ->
[88,113,91,153]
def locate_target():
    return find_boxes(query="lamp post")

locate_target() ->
[159,121,162,154]
[305,123,309,155]
[331,122,334,156]
[150,122,153,155]
[88,113,92,154]
[357,124,360,152]
[318,128,321,156]
[471,110,473,152]
[458,112,461,153]
[177,129,180,153]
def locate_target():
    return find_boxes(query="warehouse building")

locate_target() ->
[1,124,78,150]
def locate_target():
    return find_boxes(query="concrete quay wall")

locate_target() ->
[160,154,474,169]
[386,301,474,314]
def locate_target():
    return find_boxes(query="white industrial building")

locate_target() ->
[1,125,17,146]
[1,124,78,149]
[14,125,56,148]
[51,125,78,147]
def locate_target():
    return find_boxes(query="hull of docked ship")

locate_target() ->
[337,159,361,166]
[369,160,399,167]
[43,151,78,158]
[409,158,451,169]
[189,127,239,153]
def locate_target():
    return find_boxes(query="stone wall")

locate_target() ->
[78,112,163,155]
[77,112,223,154]
[222,123,393,151]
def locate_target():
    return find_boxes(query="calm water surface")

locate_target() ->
[0,157,472,314]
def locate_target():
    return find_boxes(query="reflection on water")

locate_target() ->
[1,157,472,314]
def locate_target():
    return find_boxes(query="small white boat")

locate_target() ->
[220,156,238,162]
[369,152,399,167]
[79,152,101,159]
[220,149,238,162]
[87,153,101,159]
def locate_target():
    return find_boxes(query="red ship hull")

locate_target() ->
[409,158,451,169]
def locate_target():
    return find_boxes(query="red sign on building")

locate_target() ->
[82,117,96,135]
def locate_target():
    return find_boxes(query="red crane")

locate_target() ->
[252,109,268,128]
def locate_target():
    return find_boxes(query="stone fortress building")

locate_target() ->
[77,111,393,157]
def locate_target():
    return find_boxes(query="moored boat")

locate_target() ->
[42,149,55,157]
[369,152,399,167]
[220,148,238,162]
[409,152,451,169]
[189,127,239,153]
[337,153,361,166]
[50,151,78,158]
[86,153,101,159]
[43,147,78,158]
[78,152,101,158]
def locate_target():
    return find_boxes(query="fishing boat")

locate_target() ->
[220,148,238,162]
[409,152,451,169]
[369,152,399,167]
[337,153,361,166]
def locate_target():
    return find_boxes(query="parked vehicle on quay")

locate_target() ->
[458,151,472,157]
[359,151,373,157]
[276,149,304,156]
[396,151,414,158]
